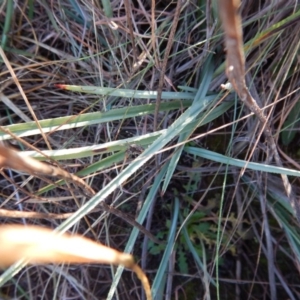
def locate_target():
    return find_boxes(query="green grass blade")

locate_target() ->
[162,131,189,193]
[0,100,193,140]
[185,147,300,177]
[35,151,126,195]
[1,0,14,49]
[58,84,196,99]
[162,55,216,191]
[281,101,300,146]
[107,164,169,300]
[180,214,215,286]
[151,197,179,299]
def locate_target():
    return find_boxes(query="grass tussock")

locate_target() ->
[0,0,300,299]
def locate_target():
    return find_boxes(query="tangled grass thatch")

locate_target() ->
[0,0,300,299]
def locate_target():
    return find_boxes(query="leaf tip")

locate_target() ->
[55,83,67,89]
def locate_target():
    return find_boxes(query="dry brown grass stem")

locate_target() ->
[0,142,94,195]
[218,0,300,221]
[153,0,182,131]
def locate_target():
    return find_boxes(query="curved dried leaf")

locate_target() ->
[0,225,133,266]
[0,225,152,300]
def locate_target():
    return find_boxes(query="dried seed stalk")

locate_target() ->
[218,0,300,220]
[0,143,94,196]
